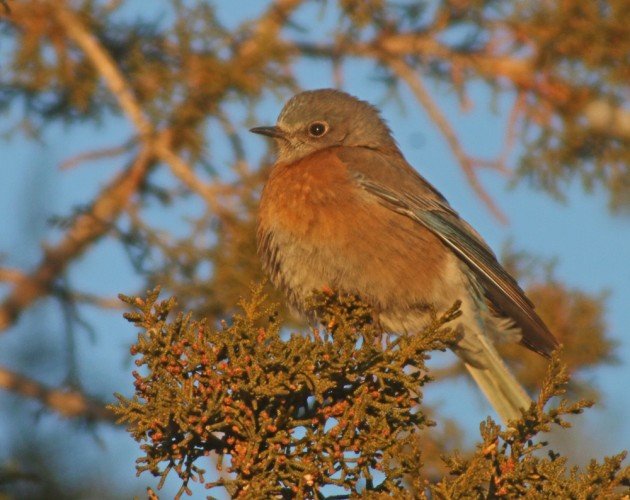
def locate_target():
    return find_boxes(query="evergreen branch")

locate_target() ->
[115,290,629,498]
[113,287,458,497]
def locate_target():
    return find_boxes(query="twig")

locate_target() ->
[61,290,125,310]
[152,139,235,218]
[0,366,117,422]
[386,58,508,224]
[497,91,526,170]
[332,50,344,89]
[216,108,246,165]
[60,140,136,170]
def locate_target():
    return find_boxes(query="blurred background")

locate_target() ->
[0,0,628,497]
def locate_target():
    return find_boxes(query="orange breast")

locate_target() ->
[257,147,452,314]
[259,149,357,238]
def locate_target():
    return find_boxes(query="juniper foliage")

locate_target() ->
[113,288,629,499]
[113,287,461,497]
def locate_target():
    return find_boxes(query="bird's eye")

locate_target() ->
[308,121,328,137]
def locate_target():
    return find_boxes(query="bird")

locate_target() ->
[251,88,558,425]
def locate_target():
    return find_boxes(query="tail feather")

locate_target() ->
[462,336,532,425]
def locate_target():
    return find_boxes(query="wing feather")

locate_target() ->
[339,147,559,357]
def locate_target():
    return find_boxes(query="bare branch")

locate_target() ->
[0,147,154,332]
[496,91,527,170]
[0,366,117,422]
[216,108,247,167]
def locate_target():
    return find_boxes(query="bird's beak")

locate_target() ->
[249,126,286,139]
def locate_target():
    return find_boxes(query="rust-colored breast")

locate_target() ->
[257,147,452,316]
[259,149,365,238]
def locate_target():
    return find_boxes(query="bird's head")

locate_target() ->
[250,89,399,165]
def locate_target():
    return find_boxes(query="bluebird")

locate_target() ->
[251,89,558,424]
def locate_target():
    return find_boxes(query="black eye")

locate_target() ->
[308,121,328,137]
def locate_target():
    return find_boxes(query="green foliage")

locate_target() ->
[510,0,630,211]
[114,288,629,499]
[113,287,459,498]
[430,355,628,499]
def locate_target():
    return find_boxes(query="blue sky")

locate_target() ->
[0,1,628,496]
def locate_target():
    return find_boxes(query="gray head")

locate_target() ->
[251,89,399,164]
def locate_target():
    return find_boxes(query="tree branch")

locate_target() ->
[152,139,237,218]
[299,35,630,138]
[0,0,307,333]
[53,2,287,217]
[53,6,153,139]
[60,290,125,310]
[377,34,630,140]
[154,0,306,211]
[0,366,117,422]
[385,58,509,224]
[59,140,136,170]
[0,268,26,284]
[0,147,154,332]
[236,0,304,60]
